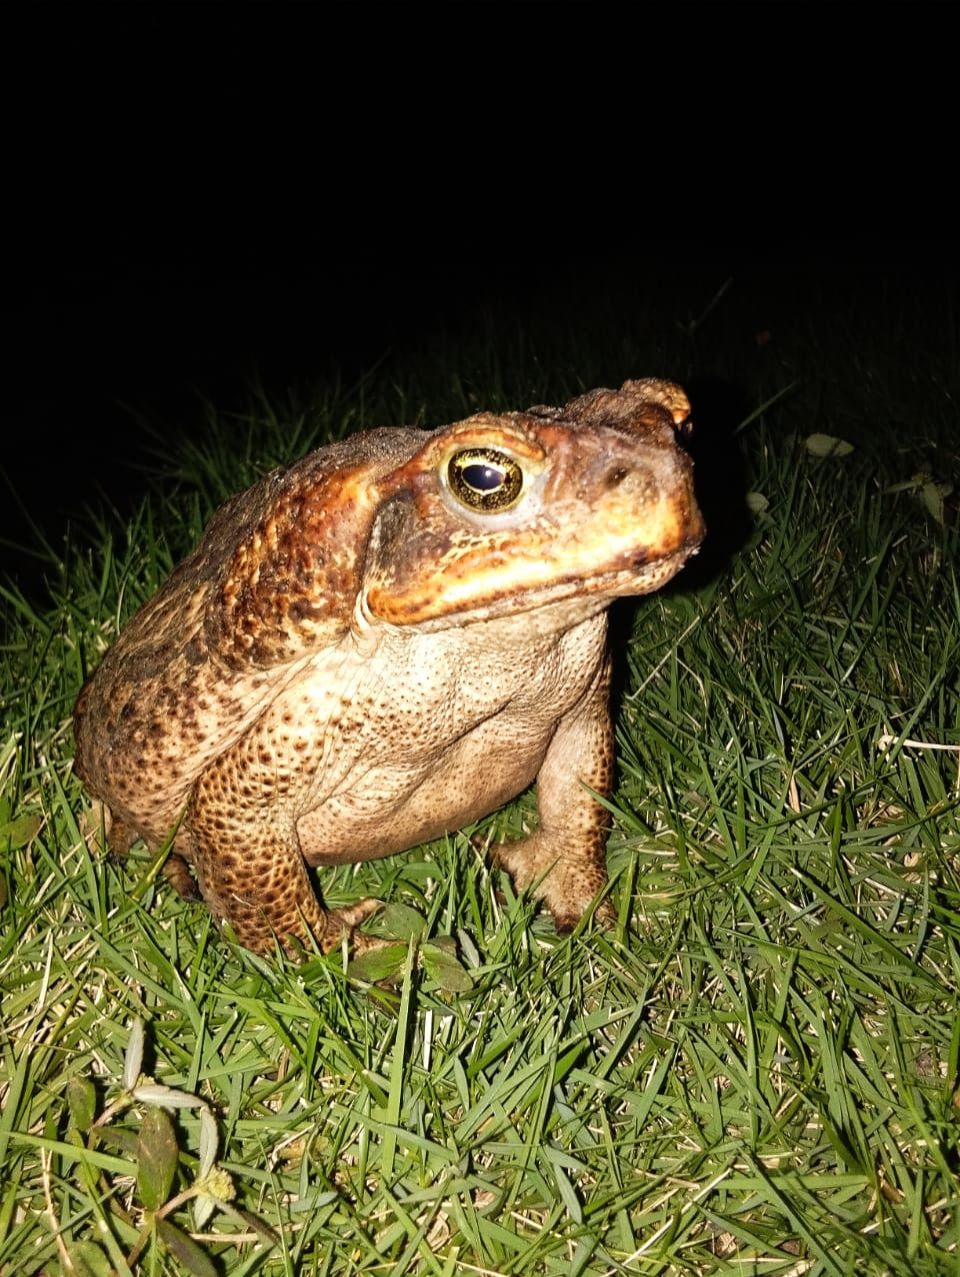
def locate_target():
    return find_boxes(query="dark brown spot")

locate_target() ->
[184,637,205,665]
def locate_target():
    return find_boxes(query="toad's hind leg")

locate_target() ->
[185,758,379,956]
[94,806,200,902]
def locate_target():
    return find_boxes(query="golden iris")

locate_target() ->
[446,449,523,511]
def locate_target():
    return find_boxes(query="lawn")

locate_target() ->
[1,271,958,1275]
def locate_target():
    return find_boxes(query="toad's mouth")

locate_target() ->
[359,529,703,631]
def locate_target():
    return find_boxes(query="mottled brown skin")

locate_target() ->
[73,379,704,955]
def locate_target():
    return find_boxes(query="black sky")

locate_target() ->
[2,7,957,590]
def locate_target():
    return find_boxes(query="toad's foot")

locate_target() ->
[318,898,385,954]
[493,834,615,932]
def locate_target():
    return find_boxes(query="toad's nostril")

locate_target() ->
[605,466,629,489]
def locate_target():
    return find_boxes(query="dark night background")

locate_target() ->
[2,7,956,595]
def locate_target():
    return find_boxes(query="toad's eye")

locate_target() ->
[446,448,523,512]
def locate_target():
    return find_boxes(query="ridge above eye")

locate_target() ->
[446,448,524,511]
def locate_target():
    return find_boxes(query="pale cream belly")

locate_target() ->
[295,725,550,865]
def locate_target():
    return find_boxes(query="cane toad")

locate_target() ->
[73,379,704,955]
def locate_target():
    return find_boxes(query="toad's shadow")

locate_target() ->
[608,375,755,701]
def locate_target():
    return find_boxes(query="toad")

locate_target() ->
[73,379,704,955]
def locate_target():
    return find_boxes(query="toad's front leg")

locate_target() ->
[493,653,616,930]
[185,744,379,956]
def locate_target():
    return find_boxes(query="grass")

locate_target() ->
[1,272,958,1275]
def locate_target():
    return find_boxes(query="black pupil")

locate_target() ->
[462,463,503,492]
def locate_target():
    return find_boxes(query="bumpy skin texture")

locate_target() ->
[73,379,704,955]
